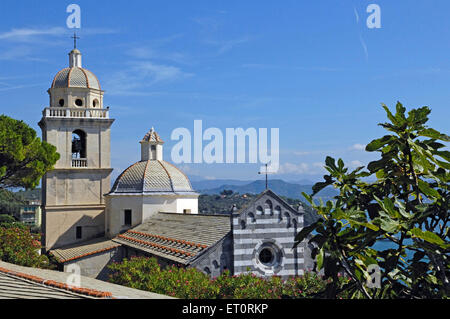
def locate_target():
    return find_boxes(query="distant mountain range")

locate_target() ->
[191,179,338,203]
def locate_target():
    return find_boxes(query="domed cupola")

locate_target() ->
[48,48,104,109]
[109,128,196,195]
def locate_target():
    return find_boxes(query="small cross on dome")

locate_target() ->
[71,32,80,49]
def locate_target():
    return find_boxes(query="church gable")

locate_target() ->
[232,189,306,278]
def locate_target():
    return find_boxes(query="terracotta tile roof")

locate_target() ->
[49,238,121,263]
[0,266,112,299]
[0,260,171,299]
[113,213,231,265]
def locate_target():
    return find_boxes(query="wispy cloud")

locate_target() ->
[350,143,366,151]
[192,17,251,55]
[242,63,340,72]
[105,61,194,96]
[276,162,326,175]
[127,47,190,65]
[354,6,369,61]
[0,26,118,61]
[350,160,364,168]
[0,83,42,93]
[0,27,66,41]
[205,36,251,55]
[0,26,118,42]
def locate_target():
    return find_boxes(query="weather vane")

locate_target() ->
[71,32,80,49]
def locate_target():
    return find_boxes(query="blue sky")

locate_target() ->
[0,0,449,183]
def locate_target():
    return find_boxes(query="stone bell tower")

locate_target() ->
[38,46,114,250]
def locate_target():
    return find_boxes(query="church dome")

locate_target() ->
[110,160,195,194]
[51,67,101,90]
[109,127,196,195]
[51,48,101,90]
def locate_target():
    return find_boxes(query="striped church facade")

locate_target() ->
[231,189,308,279]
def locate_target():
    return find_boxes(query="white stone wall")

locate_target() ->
[105,195,143,238]
[175,197,199,214]
[106,194,199,238]
[49,87,104,109]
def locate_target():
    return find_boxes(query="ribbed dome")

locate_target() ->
[110,160,195,194]
[51,67,101,90]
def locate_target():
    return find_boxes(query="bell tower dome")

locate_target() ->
[48,47,103,110]
[39,44,114,251]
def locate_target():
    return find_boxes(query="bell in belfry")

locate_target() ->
[72,137,82,156]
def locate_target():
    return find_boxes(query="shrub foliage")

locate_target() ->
[0,226,49,268]
[108,256,349,299]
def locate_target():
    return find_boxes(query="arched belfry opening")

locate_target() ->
[72,129,87,159]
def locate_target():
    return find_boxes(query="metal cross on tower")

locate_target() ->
[71,32,80,49]
[258,163,275,190]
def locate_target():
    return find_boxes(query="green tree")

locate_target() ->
[0,214,27,230]
[295,102,449,298]
[0,115,59,190]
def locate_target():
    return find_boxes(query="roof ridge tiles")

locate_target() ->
[117,234,195,257]
[126,230,208,249]
[50,244,121,263]
[0,266,113,299]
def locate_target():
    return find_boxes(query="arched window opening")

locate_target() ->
[72,130,87,159]
[93,99,99,108]
[59,99,65,107]
[256,205,263,215]
[75,98,83,107]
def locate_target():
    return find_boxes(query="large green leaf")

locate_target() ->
[293,220,321,247]
[410,228,447,247]
[317,248,324,270]
[418,179,441,199]
[419,128,450,142]
[366,135,395,152]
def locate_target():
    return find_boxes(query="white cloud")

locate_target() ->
[208,37,250,54]
[127,46,189,65]
[0,27,66,40]
[350,143,366,151]
[312,162,325,168]
[105,61,194,95]
[293,151,312,156]
[0,27,117,42]
[277,162,326,175]
[350,160,364,168]
[135,61,193,83]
